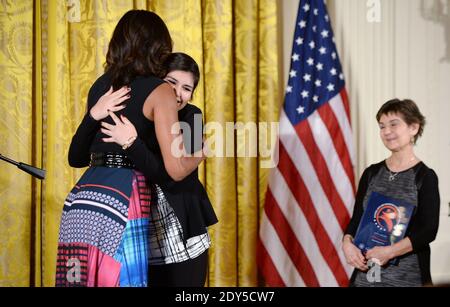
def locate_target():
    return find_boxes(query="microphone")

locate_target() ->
[0,153,46,180]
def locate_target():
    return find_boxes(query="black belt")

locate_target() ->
[89,152,135,169]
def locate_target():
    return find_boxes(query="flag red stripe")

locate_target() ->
[340,89,351,124]
[293,120,351,231]
[277,143,349,286]
[257,239,285,287]
[263,190,320,286]
[317,102,356,193]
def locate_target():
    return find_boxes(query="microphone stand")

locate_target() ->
[1,153,45,286]
[0,153,46,179]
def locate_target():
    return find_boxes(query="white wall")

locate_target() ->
[282,0,450,284]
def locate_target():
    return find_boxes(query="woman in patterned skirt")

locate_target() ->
[56,10,204,287]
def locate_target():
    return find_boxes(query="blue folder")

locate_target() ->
[353,191,415,265]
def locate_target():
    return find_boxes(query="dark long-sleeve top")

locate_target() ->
[345,161,440,285]
[68,72,218,240]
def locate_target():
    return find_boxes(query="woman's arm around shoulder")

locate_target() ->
[143,82,204,181]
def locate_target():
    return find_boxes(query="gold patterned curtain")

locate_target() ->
[0,0,280,286]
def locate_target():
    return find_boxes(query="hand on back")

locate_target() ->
[101,111,137,148]
[90,86,130,121]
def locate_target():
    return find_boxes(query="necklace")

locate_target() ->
[388,171,399,181]
[386,156,416,181]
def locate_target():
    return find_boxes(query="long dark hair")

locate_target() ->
[105,10,173,89]
[163,52,200,93]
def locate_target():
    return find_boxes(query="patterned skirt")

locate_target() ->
[55,166,152,287]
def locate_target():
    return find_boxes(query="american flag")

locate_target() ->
[257,0,356,286]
